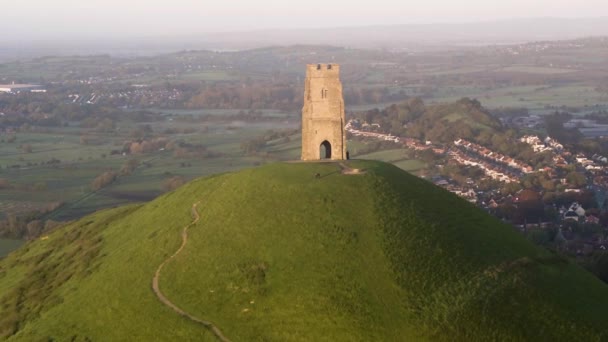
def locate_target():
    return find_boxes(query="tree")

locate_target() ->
[26,220,43,239]
[162,176,186,192]
[120,158,140,176]
[566,172,586,188]
[95,118,115,132]
[91,171,118,191]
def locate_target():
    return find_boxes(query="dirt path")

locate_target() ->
[152,201,232,342]
[339,162,366,175]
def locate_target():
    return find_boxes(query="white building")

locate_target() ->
[0,84,46,93]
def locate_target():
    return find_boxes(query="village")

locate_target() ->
[346,118,608,255]
[68,87,184,107]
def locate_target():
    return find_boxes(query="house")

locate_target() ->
[434,179,449,186]
[564,211,579,222]
[561,203,586,221]
[586,215,600,225]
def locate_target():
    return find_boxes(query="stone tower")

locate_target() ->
[301,63,347,161]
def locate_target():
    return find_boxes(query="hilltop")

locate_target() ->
[359,97,503,144]
[1,161,608,341]
[408,98,503,142]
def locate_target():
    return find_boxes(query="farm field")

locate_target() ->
[498,65,577,74]
[429,84,608,111]
[177,70,240,81]
[2,39,608,241]
[148,108,295,118]
[0,117,300,221]
[1,111,422,223]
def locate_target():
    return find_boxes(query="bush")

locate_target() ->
[0,179,11,190]
[91,171,118,191]
[162,176,186,192]
[120,159,139,176]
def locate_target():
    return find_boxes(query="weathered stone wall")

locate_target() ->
[301,64,346,161]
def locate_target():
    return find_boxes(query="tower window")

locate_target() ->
[328,64,332,70]
[317,64,321,70]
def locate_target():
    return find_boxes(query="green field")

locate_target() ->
[4,119,411,222]
[428,84,608,110]
[392,159,426,172]
[0,119,299,221]
[499,65,577,74]
[178,71,240,81]
[150,108,292,117]
[355,149,425,172]
[428,66,492,76]
[2,161,608,340]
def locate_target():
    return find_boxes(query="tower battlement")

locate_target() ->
[306,64,340,78]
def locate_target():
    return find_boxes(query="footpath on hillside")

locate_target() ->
[289,160,366,175]
[339,162,366,175]
[152,201,231,342]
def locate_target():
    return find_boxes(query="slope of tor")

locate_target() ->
[1,161,608,341]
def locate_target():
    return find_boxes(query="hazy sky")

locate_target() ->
[3,0,608,39]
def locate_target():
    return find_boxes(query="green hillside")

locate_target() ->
[1,161,608,341]
[358,97,504,144]
[407,98,503,143]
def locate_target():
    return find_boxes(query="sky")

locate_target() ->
[3,0,608,39]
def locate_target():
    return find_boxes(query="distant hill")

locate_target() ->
[360,98,503,143]
[194,17,608,50]
[2,161,608,340]
[408,98,504,143]
[2,18,608,60]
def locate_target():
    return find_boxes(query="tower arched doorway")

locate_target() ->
[320,141,332,159]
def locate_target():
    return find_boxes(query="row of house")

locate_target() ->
[454,139,534,174]
[68,88,184,107]
[447,186,478,203]
[401,137,436,151]
[545,137,565,151]
[518,135,572,170]
[575,154,603,171]
[432,177,479,203]
[520,135,564,153]
[345,120,401,143]
[449,150,519,183]
[526,135,607,173]
[592,154,608,164]
[347,120,436,149]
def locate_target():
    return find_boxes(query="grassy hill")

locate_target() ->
[358,98,503,144]
[1,161,608,341]
[407,98,503,143]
